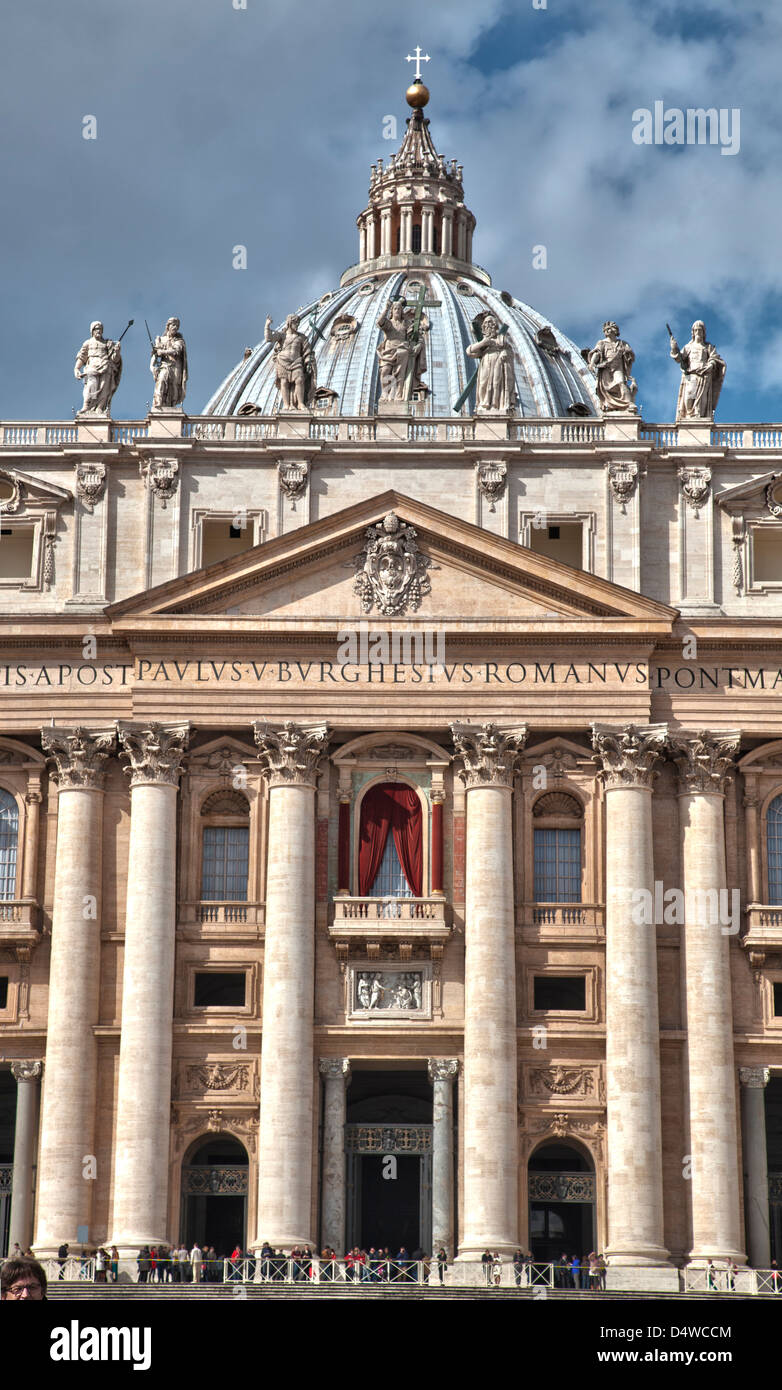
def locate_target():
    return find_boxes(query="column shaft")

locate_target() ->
[462,783,518,1252]
[740,1068,770,1268]
[110,722,188,1253]
[36,727,113,1254]
[257,781,318,1246]
[21,785,41,900]
[112,783,179,1248]
[429,1059,458,1256]
[8,1061,42,1252]
[319,1059,350,1253]
[604,784,667,1262]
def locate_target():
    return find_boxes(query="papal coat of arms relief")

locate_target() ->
[349,511,435,616]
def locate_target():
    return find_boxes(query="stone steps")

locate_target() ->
[47,1282,754,1301]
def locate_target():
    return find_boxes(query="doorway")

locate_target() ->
[342,1070,433,1253]
[528,1141,596,1263]
[181,1136,248,1256]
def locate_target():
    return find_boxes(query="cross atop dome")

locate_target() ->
[344,72,477,285]
[405,46,430,81]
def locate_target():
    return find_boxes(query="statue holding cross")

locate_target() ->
[376,291,430,402]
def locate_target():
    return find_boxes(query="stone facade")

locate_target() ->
[1,81,782,1276]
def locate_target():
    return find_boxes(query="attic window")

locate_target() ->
[201,518,255,567]
[0,527,34,580]
[752,527,782,584]
[528,520,583,569]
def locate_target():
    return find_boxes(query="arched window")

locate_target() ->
[533,792,583,903]
[358,782,423,897]
[200,790,249,901]
[767,794,782,903]
[0,789,18,901]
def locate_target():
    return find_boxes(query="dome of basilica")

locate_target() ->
[204,87,600,420]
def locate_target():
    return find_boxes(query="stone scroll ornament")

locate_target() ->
[450,721,527,787]
[350,511,435,616]
[252,720,329,786]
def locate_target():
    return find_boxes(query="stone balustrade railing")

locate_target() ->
[743,905,782,948]
[334,895,446,922]
[4,416,782,449]
[526,903,604,928]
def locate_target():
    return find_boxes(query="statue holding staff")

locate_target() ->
[74,320,126,414]
[149,317,188,408]
[465,311,516,413]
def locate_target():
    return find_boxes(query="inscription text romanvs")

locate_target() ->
[1,659,782,691]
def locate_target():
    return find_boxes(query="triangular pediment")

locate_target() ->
[106,490,677,634]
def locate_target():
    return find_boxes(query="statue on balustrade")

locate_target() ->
[264,313,317,410]
[151,317,188,408]
[669,320,725,420]
[587,321,638,413]
[376,296,429,402]
[74,321,122,414]
[466,312,516,412]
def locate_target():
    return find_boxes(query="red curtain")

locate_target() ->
[358,782,423,897]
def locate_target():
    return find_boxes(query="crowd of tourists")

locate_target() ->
[550,1252,608,1291]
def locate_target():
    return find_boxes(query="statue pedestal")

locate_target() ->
[148,409,185,439]
[676,422,714,446]
[74,413,112,443]
[603,412,640,441]
[473,414,514,441]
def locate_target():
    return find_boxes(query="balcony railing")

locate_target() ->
[525,903,604,928]
[334,896,445,922]
[0,899,41,950]
[178,901,263,929]
[743,905,782,948]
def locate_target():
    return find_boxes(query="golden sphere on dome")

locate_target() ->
[405,79,430,108]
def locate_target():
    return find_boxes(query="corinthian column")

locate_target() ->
[428,1058,459,1257]
[35,726,115,1255]
[592,724,669,1265]
[254,720,329,1249]
[319,1057,350,1254]
[451,721,526,1258]
[110,722,189,1253]
[739,1066,771,1269]
[669,729,745,1264]
[9,1060,42,1253]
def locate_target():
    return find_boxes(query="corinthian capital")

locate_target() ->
[592,723,667,789]
[253,720,330,787]
[41,726,116,790]
[428,1057,460,1084]
[668,729,740,795]
[739,1066,770,1089]
[319,1057,351,1081]
[117,722,190,787]
[11,1059,43,1082]
[450,722,527,789]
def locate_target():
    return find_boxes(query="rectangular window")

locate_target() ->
[201,519,256,567]
[774,982,782,1017]
[533,975,586,1011]
[202,826,249,901]
[753,528,782,583]
[0,528,34,580]
[193,972,246,1008]
[0,977,7,1009]
[528,521,583,569]
[533,827,581,902]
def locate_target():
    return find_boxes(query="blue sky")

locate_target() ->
[0,0,779,422]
